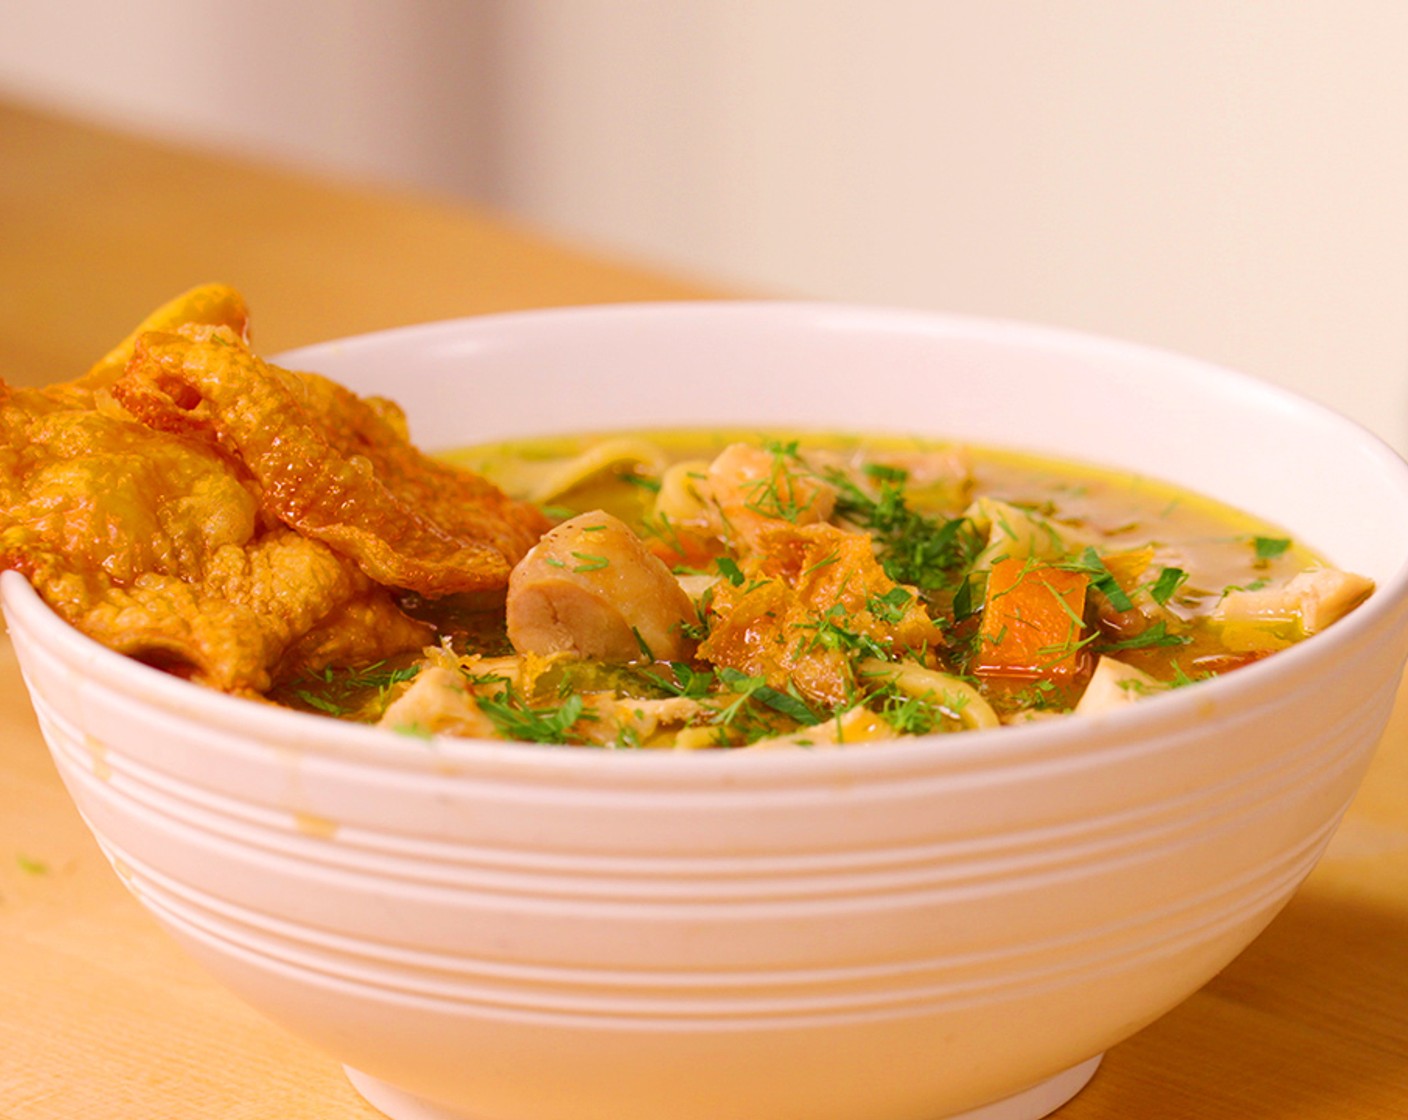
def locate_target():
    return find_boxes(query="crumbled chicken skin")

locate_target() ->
[701,524,937,708]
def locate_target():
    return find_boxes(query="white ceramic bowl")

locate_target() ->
[7,303,1408,1120]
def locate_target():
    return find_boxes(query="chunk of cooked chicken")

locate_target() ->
[1213,566,1375,636]
[377,666,498,739]
[505,510,696,662]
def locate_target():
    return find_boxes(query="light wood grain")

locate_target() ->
[0,99,722,389]
[2,99,1406,1119]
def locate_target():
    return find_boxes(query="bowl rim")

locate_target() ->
[7,299,1408,782]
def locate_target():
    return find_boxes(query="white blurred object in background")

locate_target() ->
[3,0,1407,452]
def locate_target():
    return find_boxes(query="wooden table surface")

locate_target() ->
[2,99,1406,1119]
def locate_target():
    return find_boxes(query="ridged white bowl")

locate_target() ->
[7,303,1408,1120]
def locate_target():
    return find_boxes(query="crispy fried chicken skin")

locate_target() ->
[0,284,550,695]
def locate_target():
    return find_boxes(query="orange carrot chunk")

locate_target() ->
[973,557,1090,679]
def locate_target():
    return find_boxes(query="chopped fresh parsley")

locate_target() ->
[1148,566,1188,606]
[715,555,745,586]
[644,661,716,699]
[1095,621,1189,652]
[874,690,956,735]
[293,690,350,716]
[742,444,819,523]
[867,585,914,624]
[713,667,822,730]
[619,473,663,493]
[286,661,423,720]
[1253,536,1292,561]
[794,602,894,662]
[951,574,977,620]
[478,688,591,744]
[826,468,980,592]
[1065,547,1133,612]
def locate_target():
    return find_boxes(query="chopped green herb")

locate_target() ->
[796,552,838,578]
[742,448,818,522]
[644,662,716,699]
[867,585,914,623]
[1222,577,1270,595]
[715,556,746,586]
[794,602,893,662]
[293,690,350,716]
[1168,663,1213,689]
[640,510,690,561]
[340,661,422,691]
[1253,536,1291,561]
[1148,566,1188,606]
[826,468,980,591]
[1096,621,1190,652]
[751,684,819,724]
[570,552,610,573]
[1066,547,1133,612]
[478,688,590,744]
[875,692,950,735]
[713,667,822,730]
[952,574,977,620]
[863,462,909,484]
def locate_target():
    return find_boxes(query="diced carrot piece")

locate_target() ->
[973,557,1090,679]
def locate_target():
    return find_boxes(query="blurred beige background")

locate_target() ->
[4,0,1407,452]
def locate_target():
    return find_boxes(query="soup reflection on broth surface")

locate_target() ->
[272,429,1374,748]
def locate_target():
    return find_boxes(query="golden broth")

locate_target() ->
[272,429,1355,744]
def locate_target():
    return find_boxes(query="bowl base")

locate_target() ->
[344,1054,1102,1120]
[950,1055,1102,1120]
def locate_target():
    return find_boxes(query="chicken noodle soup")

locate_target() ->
[1,286,1372,749]
[276,429,1374,747]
